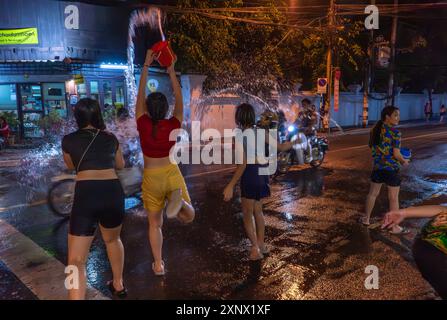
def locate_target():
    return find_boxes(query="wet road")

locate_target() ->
[1,123,447,300]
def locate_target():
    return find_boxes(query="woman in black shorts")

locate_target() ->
[62,98,126,299]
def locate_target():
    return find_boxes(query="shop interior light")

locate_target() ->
[100,63,128,70]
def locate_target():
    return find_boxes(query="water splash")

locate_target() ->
[127,7,166,113]
[191,85,273,122]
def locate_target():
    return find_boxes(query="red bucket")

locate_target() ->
[151,40,176,67]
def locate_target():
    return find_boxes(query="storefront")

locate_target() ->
[0,0,130,140]
[0,81,66,138]
[0,66,127,139]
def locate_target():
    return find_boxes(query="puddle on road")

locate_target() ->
[425,173,447,182]
[273,168,332,198]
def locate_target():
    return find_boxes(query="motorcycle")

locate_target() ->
[276,124,329,175]
[47,166,143,218]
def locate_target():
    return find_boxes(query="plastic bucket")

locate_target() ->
[151,41,176,67]
[401,148,412,160]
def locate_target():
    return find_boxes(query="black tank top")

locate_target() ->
[62,129,119,172]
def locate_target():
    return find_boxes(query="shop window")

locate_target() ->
[90,81,99,102]
[103,81,113,107]
[77,83,87,99]
[0,84,19,133]
[115,81,125,109]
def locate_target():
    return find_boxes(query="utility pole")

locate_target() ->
[387,0,398,106]
[324,0,336,132]
[363,0,375,128]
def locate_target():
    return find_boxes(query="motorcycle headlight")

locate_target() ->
[288,125,296,133]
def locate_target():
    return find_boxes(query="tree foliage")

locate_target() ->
[166,0,364,97]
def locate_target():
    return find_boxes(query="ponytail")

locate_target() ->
[369,120,383,148]
[369,105,399,148]
[145,92,169,139]
[151,119,159,138]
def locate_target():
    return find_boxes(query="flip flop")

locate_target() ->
[152,261,166,276]
[389,226,411,235]
[260,245,270,255]
[359,216,382,226]
[107,280,128,299]
[367,222,383,230]
[248,248,264,261]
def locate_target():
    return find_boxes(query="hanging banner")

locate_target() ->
[0,28,39,45]
[334,68,341,112]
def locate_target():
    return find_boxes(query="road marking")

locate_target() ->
[0,218,109,300]
[184,166,237,179]
[329,131,447,154]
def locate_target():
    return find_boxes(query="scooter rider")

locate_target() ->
[294,98,316,162]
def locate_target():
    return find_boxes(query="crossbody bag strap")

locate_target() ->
[76,129,100,173]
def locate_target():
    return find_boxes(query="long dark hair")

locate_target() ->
[235,103,256,129]
[369,106,399,147]
[74,98,106,130]
[146,92,169,138]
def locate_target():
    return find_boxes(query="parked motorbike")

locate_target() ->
[47,166,143,218]
[276,124,329,174]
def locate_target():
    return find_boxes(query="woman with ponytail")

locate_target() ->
[361,106,410,234]
[136,50,195,276]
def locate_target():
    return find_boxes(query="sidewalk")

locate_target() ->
[328,119,445,137]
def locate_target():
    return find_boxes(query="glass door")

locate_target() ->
[19,84,44,138]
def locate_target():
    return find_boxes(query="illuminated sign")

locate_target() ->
[0,28,39,45]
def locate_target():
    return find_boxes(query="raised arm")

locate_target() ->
[136,50,157,120]
[167,61,183,122]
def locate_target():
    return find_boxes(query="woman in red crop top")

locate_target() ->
[136,49,195,276]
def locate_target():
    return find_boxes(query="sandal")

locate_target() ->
[359,216,382,227]
[107,281,127,299]
[259,245,270,255]
[367,222,383,230]
[389,226,411,235]
[248,247,264,261]
[152,261,166,276]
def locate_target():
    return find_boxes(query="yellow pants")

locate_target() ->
[142,163,191,212]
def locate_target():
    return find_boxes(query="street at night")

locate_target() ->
[1,0,447,310]
[1,122,446,300]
